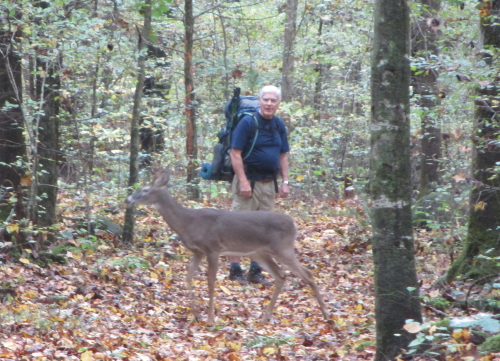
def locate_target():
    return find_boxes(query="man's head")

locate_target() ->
[258,86,281,119]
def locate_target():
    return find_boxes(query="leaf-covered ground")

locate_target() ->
[1,197,499,360]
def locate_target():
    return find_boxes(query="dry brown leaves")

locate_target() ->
[0,197,496,360]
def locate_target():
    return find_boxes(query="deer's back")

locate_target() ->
[186,208,297,256]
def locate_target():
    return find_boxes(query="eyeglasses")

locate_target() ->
[261,97,279,104]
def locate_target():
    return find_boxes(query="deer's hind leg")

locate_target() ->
[251,252,287,322]
[278,249,331,321]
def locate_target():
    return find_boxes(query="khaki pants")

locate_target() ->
[231,174,275,211]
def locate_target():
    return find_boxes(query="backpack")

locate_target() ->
[200,87,260,181]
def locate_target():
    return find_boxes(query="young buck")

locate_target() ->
[126,170,331,324]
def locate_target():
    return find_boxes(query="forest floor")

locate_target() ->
[0,196,499,360]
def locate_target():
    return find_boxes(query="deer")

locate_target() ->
[126,169,331,325]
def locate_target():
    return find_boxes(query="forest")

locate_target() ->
[1,0,500,359]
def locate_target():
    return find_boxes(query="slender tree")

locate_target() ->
[123,0,152,243]
[447,0,500,280]
[215,8,230,99]
[184,0,199,199]
[370,0,422,358]
[313,18,326,120]
[31,55,61,243]
[281,0,298,102]
[411,0,442,197]
[0,16,25,222]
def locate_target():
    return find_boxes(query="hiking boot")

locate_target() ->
[247,270,272,285]
[247,263,272,286]
[229,264,248,285]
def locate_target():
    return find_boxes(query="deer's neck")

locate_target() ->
[154,190,193,237]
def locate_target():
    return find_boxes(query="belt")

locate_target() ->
[250,178,279,193]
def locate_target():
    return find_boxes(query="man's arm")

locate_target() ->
[279,152,290,198]
[230,148,252,198]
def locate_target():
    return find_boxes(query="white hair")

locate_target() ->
[259,86,282,102]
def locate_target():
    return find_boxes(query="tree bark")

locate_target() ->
[281,0,298,103]
[411,0,442,197]
[371,0,423,358]
[184,0,199,199]
[216,8,229,100]
[0,28,25,222]
[32,57,60,243]
[313,19,325,120]
[123,0,152,243]
[447,0,500,280]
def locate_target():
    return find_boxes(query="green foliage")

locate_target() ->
[412,182,469,230]
[479,333,500,353]
[112,255,150,270]
[0,304,86,336]
[435,318,451,330]
[246,334,296,349]
[355,340,376,351]
[33,252,67,267]
[0,0,493,236]
[405,312,500,357]
[426,297,451,312]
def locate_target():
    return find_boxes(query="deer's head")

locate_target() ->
[126,169,170,205]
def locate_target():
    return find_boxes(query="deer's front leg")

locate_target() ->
[206,253,219,325]
[186,251,203,321]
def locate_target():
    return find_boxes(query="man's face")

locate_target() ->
[259,92,280,119]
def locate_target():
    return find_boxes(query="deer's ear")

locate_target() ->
[154,169,170,186]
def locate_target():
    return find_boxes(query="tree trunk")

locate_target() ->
[313,19,325,120]
[123,0,152,243]
[371,0,423,358]
[447,0,500,280]
[32,57,60,244]
[281,0,298,103]
[184,0,199,199]
[0,28,25,222]
[411,0,442,197]
[217,8,230,99]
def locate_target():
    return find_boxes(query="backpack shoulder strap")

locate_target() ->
[277,117,286,135]
[240,112,259,160]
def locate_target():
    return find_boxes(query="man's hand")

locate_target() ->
[279,183,290,198]
[238,178,253,198]
[230,148,252,198]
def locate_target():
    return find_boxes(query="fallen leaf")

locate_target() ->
[403,322,422,334]
[81,350,94,361]
[452,172,467,182]
[263,346,277,355]
[474,201,487,211]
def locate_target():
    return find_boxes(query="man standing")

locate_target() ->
[228,85,291,284]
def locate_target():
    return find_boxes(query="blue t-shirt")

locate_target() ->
[231,112,289,180]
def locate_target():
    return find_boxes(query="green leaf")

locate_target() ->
[408,334,425,347]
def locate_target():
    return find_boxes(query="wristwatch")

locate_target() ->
[283,181,289,185]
